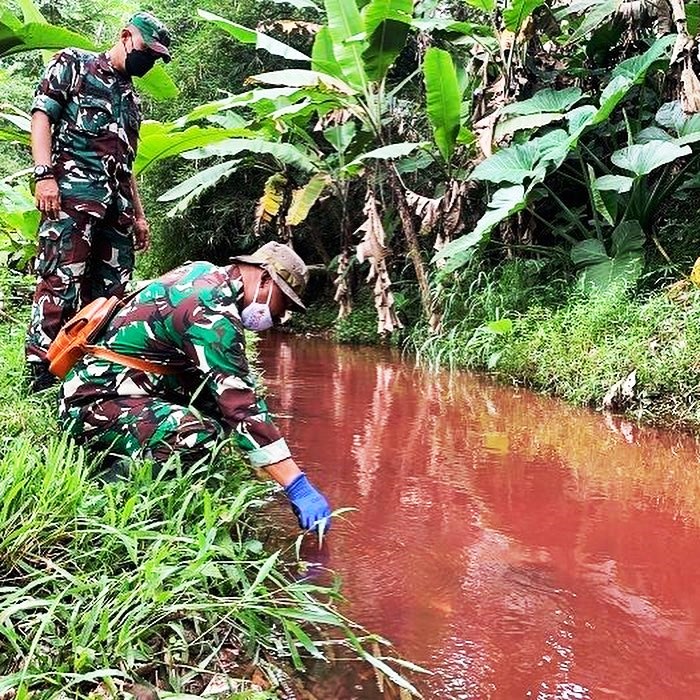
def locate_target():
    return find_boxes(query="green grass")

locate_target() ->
[498,285,700,425]
[0,273,425,699]
[411,258,700,429]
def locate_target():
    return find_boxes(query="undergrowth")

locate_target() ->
[410,259,700,429]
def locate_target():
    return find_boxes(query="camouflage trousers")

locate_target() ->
[60,395,227,466]
[25,201,134,364]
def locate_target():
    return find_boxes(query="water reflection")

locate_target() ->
[260,335,700,699]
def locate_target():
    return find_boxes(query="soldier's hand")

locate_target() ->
[35,178,61,220]
[133,217,150,252]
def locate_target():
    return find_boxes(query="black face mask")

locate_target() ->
[124,45,157,77]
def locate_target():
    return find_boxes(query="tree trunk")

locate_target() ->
[386,165,440,328]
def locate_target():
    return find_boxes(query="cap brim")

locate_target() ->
[231,256,307,312]
[148,40,171,63]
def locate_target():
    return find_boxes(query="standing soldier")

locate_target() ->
[58,242,333,534]
[26,11,172,391]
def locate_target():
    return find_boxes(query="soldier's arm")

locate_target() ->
[180,310,293,469]
[31,51,77,218]
[130,175,150,251]
[31,111,60,218]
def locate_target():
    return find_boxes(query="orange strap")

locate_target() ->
[84,344,182,375]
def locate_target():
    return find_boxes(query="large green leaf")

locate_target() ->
[180,89,300,125]
[324,121,357,153]
[0,22,95,57]
[134,122,242,175]
[591,74,632,125]
[311,26,345,80]
[16,0,44,24]
[636,126,674,143]
[612,33,676,82]
[586,36,677,127]
[0,10,22,31]
[324,0,368,91]
[495,112,567,140]
[503,0,546,32]
[655,101,685,132]
[471,129,569,184]
[567,104,597,140]
[158,159,241,216]
[158,160,241,202]
[344,142,424,171]
[501,87,584,116]
[198,10,310,62]
[361,0,413,82]
[248,69,357,95]
[134,64,179,101]
[655,100,700,144]
[566,0,621,43]
[433,185,529,272]
[610,141,691,177]
[0,181,40,267]
[423,47,461,163]
[571,221,644,292]
[595,174,634,192]
[182,138,320,172]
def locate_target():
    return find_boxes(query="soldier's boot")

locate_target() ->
[97,453,131,483]
[27,362,57,393]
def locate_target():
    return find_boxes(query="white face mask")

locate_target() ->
[240,279,274,332]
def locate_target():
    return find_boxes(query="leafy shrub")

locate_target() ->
[333,291,381,345]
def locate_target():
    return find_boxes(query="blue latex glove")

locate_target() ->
[284,473,331,532]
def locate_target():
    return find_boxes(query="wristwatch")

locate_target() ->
[33,164,54,181]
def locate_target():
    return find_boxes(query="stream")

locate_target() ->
[259,334,700,700]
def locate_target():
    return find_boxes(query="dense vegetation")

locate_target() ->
[4,0,700,688]
[0,271,422,697]
[5,0,700,425]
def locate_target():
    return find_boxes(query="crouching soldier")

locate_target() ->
[58,242,332,533]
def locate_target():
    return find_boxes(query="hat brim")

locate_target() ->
[232,256,307,312]
[148,40,171,63]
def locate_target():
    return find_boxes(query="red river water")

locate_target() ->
[259,334,700,700]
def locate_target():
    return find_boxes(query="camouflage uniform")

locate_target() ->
[58,262,292,468]
[26,48,141,364]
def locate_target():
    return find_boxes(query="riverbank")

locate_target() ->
[295,263,700,433]
[0,276,420,699]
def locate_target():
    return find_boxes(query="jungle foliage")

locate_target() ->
[4,0,700,383]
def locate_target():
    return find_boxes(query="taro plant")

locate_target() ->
[434,32,700,293]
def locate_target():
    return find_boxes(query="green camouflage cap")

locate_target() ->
[128,11,171,63]
[231,242,309,311]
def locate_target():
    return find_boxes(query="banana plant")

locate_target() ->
[170,1,433,329]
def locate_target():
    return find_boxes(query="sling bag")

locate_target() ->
[47,293,180,378]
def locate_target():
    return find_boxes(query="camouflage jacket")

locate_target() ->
[60,262,292,468]
[32,49,141,218]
